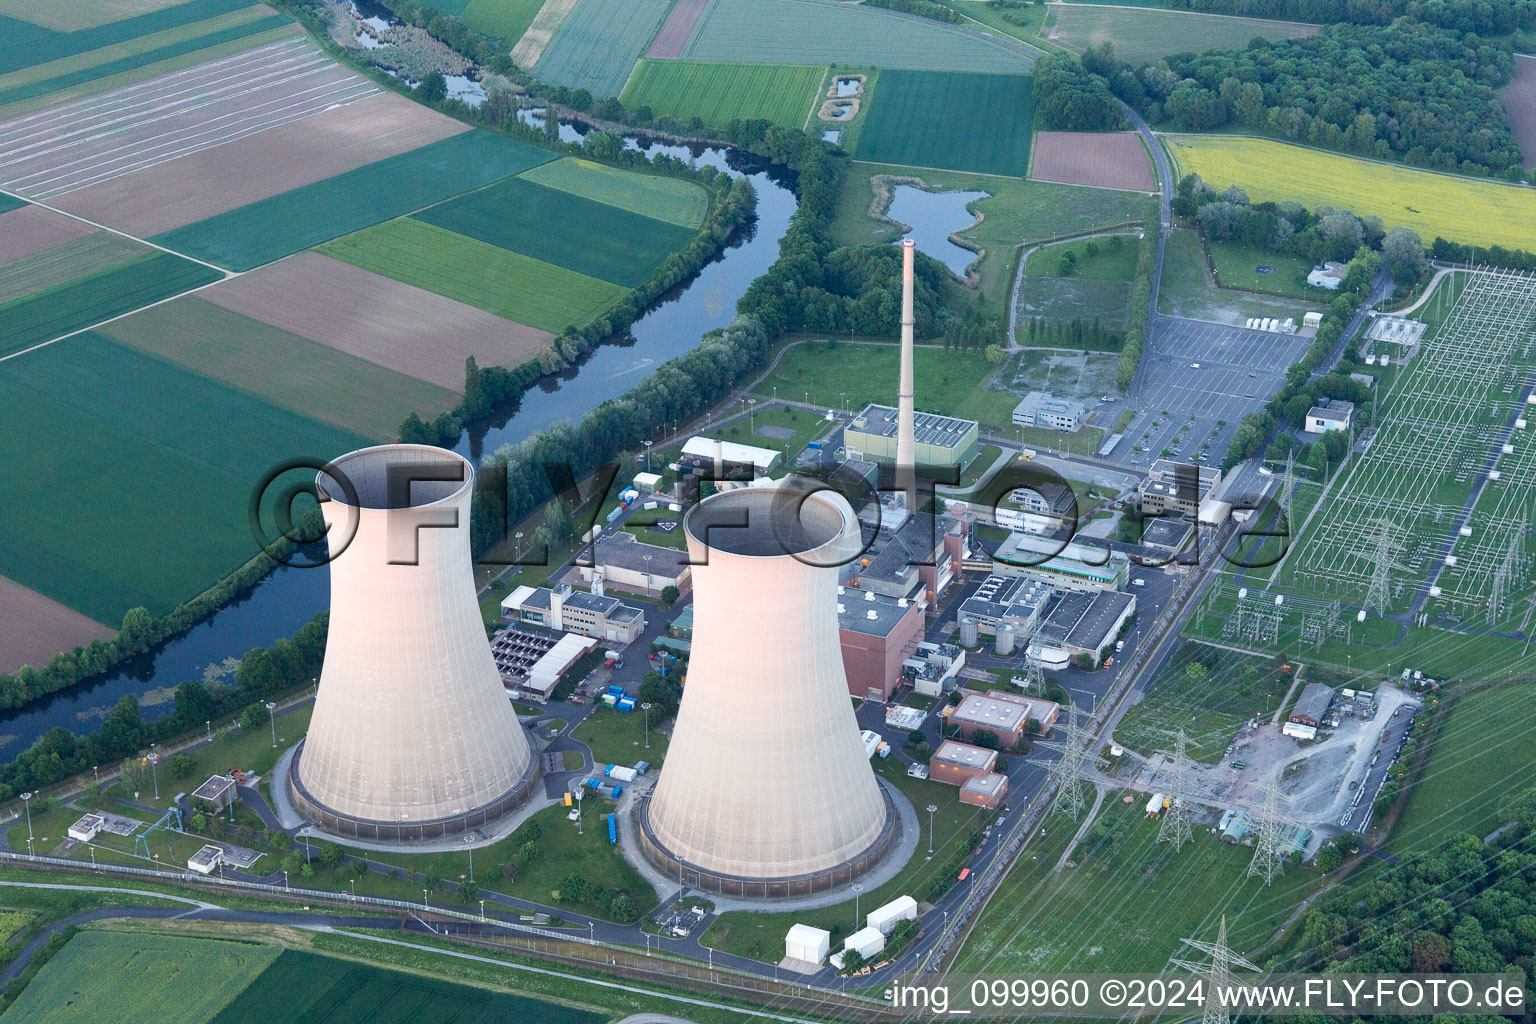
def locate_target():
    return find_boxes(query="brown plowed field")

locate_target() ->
[1500,55,1536,171]
[55,92,466,237]
[0,204,94,263]
[203,253,556,391]
[0,576,114,675]
[646,0,712,58]
[1030,131,1156,193]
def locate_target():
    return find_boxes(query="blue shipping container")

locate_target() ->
[607,815,617,844]
[606,505,623,523]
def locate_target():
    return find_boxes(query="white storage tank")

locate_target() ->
[959,616,979,648]
[994,623,1016,657]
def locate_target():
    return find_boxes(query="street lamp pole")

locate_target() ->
[266,701,278,747]
[148,750,159,801]
[423,890,430,910]
[927,804,938,859]
[480,899,486,923]
[205,720,212,743]
[852,883,864,931]
[748,398,756,435]
[468,844,474,883]
[20,792,32,844]
[641,703,652,749]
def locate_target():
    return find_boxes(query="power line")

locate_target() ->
[1172,914,1261,1024]
[1362,517,1405,619]
[1040,702,1092,821]
[1246,780,1300,886]
[1156,728,1195,852]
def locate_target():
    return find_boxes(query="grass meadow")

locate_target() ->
[459,0,543,43]
[518,156,709,228]
[532,0,670,98]
[855,70,1035,177]
[319,217,627,332]
[0,333,368,623]
[153,132,554,271]
[621,59,824,130]
[100,296,458,440]
[414,175,696,288]
[1207,238,1330,298]
[1166,134,1536,250]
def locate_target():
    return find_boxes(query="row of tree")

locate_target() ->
[1164,0,1536,35]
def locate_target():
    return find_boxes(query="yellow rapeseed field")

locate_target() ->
[1165,134,1536,251]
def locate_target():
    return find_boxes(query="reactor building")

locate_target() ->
[638,481,897,896]
[287,444,538,841]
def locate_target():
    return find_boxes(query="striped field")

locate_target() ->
[518,156,708,228]
[621,59,824,130]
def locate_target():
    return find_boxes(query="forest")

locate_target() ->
[1164,0,1536,34]
[1141,23,1521,177]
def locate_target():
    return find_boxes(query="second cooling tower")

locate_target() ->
[639,483,896,897]
[288,444,538,842]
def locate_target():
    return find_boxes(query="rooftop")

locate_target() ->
[953,692,1029,734]
[1308,400,1355,423]
[592,533,689,578]
[192,775,235,801]
[1291,681,1334,723]
[847,404,977,450]
[933,740,997,770]
[837,588,919,637]
[680,436,782,473]
[962,773,1007,797]
[994,532,1128,580]
[1040,590,1135,652]
[960,573,1051,624]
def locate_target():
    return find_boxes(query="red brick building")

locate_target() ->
[838,589,924,701]
[928,740,997,787]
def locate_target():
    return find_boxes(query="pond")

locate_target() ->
[886,185,989,278]
[0,126,798,760]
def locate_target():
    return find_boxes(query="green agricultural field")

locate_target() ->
[704,758,996,961]
[2,930,279,1024]
[414,176,696,288]
[1385,682,1536,857]
[1024,237,1138,281]
[683,0,1032,72]
[0,231,147,305]
[1045,5,1316,64]
[319,217,627,333]
[1156,228,1306,325]
[100,296,458,440]
[153,131,555,271]
[209,947,606,1024]
[955,797,1316,973]
[0,8,287,107]
[1167,134,1536,251]
[1208,238,1332,298]
[518,156,708,228]
[855,70,1034,177]
[1113,640,1290,763]
[832,163,1148,320]
[621,59,824,131]
[0,333,369,625]
[0,0,256,74]
[533,0,669,98]
[0,0,199,33]
[459,0,542,43]
[0,251,222,358]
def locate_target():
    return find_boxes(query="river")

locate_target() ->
[0,134,797,760]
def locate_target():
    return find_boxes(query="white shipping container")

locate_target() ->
[608,765,638,782]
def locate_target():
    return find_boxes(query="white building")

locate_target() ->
[502,583,646,643]
[1305,399,1354,434]
[785,923,831,965]
[1307,262,1347,290]
[1012,391,1086,432]
[67,814,104,842]
[187,845,224,875]
[867,895,917,936]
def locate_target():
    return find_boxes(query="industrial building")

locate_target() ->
[1011,479,1077,518]
[1138,460,1223,517]
[849,508,968,604]
[961,772,1008,810]
[578,532,691,597]
[191,775,237,813]
[187,845,224,875]
[959,574,1051,640]
[929,740,998,786]
[905,641,965,696]
[289,445,538,842]
[838,588,925,701]
[949,689,1058,747]
[844,404,979,472]
[1037,590,1136,667]
[68,814,104,843]
[1305,399,1355,434]
[674,436,781,482]
[640,483,896,897]
[992,532,1129,591]
[784,924,831,966]
[1011,391,1086,432]
[1306,261,1347,289]
[501,583,646,643]
[1284,682,1335,740]
[517,633,599,702]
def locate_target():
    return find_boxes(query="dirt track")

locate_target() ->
[0,204,94,263]
[1030,131,1156,193]
[203,253,555,391]
[0,576,114,675]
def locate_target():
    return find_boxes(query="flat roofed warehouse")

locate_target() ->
[844,403,979,470]
[992,532,1130,591]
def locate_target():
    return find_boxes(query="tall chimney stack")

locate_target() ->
[896,238,917,509]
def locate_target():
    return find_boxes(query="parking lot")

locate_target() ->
[1106,317,1314,470]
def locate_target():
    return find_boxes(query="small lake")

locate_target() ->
[886,185,989,278]
[444,75,485,107]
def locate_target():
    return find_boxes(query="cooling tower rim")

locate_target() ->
[683,482,854,559]
[316,443,474,511]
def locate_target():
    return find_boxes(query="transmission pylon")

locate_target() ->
[1015,619,1046,695]
[1156,729,1195,852]
[1278,448,1298,517]
[1040,702,1092,821]
[1245,781,1298,885]
[1172,915,1262,1024]
[1361,518,1405,618]
[1488,531,1522,624]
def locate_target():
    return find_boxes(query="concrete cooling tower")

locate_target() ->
[639,482,897,896]
[288,444,537,841]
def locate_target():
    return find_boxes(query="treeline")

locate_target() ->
[1117,202,1160,392]
[1278,781,1536,979]
[1033,52,1129,131]
[1023,316,1123,350]
[1165,0,1536,34]
[0,614,328,798]
[863,0,960,22]
[1110,21,1523,178]
[464,120,843,560]
[1430,235,1536,271]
